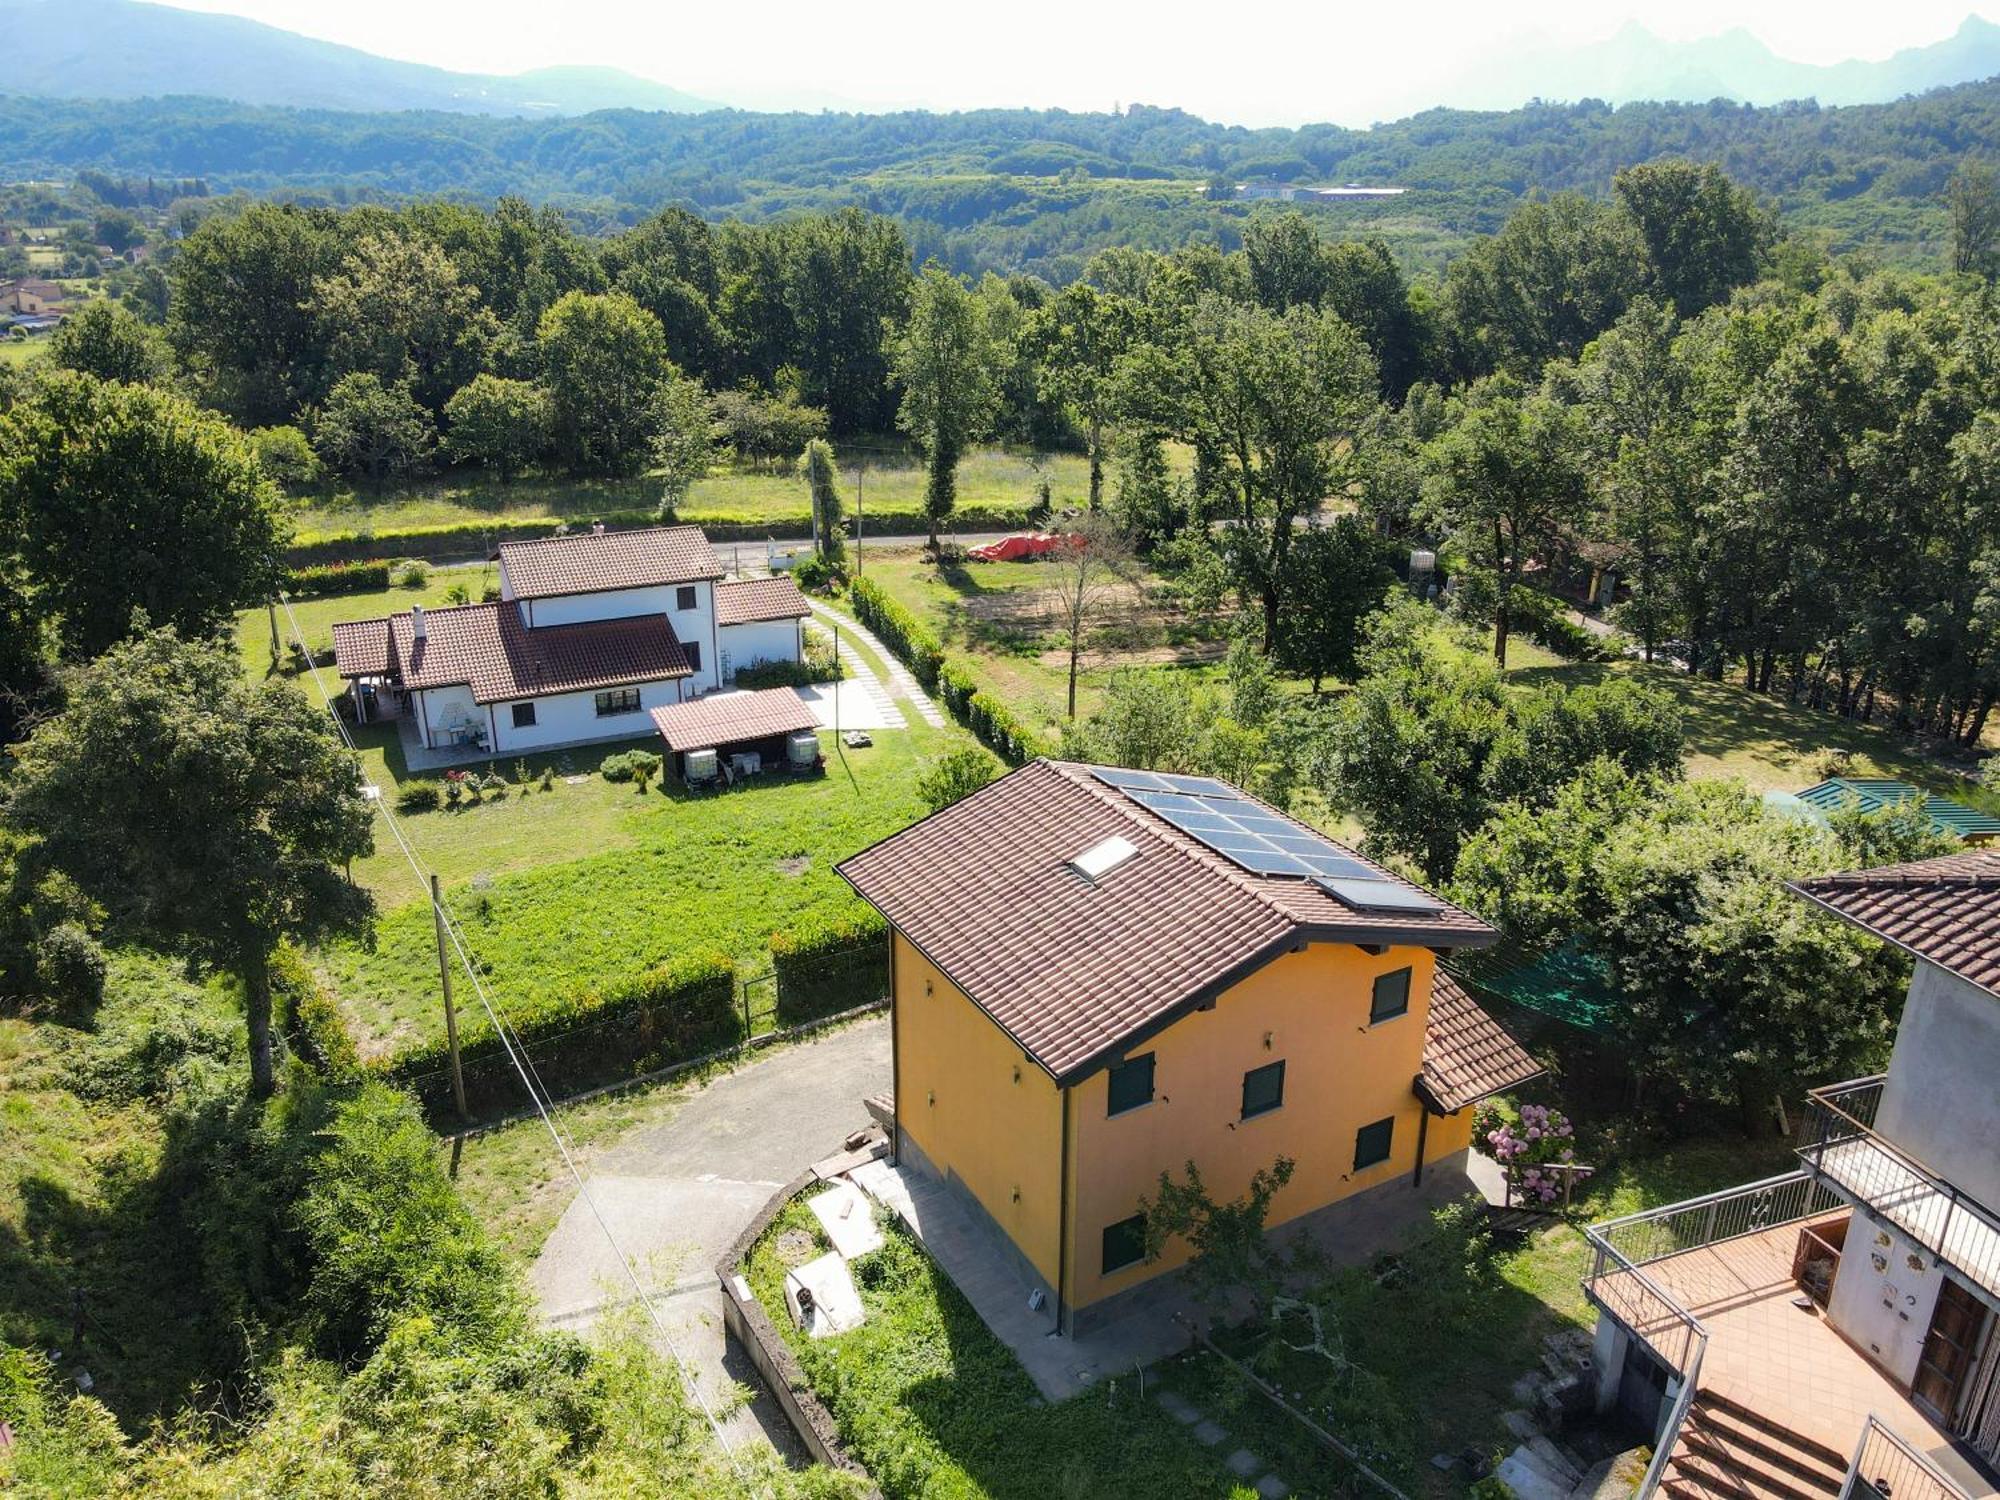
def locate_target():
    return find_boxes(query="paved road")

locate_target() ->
[530,1017,890,1455]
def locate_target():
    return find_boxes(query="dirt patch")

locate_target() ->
[774,856,811,878]
[772,1226,820,1266]
[1035,640,1230,670]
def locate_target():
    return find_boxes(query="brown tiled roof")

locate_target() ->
[716,575,811,626]
[1789,851,2000,998]
[1420,971,1544,1113]
[650,687,820,752]
[330,616,391,676]
[333,603,690,704]
[838,760,1495,1083]
[498,526,722,598]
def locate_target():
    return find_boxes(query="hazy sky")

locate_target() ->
[159,0,1998,125]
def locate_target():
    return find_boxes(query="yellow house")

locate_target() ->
[839,759,1540,1334]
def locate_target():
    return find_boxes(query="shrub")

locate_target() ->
[287,560,393,598]
[379,949,738,1118]
[850,576,944,690]
[388,780,435,814]
[916,746,1001,812]
[791,554,846,593]
[248,424,321,489]
[394,560,430,589]
[712,387,828,461]
[768,909,888,1025]
[271,941,360,1079]
[1508,587,1616,662]
[600,750,662,784]
[34,922,106,1010]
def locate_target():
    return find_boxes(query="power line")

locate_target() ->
[275,597,767,1497]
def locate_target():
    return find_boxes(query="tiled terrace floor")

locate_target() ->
[1640,1224,1997,1499]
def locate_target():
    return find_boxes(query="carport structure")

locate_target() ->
[649,687,824,783]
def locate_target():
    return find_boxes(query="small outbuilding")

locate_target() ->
[1792,777,2000,845]
[649,687,824,785]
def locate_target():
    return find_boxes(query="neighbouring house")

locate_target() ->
[837,760,1538,1336]
[1583,850,2000,1500]
[0,277,68,315]
[329,525,810,755]
[1784,777,2000,846]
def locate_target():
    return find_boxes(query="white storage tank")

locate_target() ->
[683,747,719,783]
[787,731,821,767]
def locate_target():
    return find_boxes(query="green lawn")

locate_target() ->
[1516,659,2000,804]
[745,1199,1257,1500]
[0,338,46,368]
[285,444,1080,544]
[238,576,946,1055]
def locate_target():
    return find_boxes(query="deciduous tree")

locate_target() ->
[6,628,374,1096]
[894,266,1000,550]
[311,373,435,493]
[536,290,671,477]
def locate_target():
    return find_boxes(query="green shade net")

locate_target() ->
[1444,938,1620,1032]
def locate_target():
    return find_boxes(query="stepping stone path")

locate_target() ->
[1156,1389,1291,1497]
[809,601,948,729]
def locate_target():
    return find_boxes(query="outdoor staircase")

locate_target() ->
[1664,1392,1849,1500]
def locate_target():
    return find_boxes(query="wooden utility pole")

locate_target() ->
[267,600,281,664]
[431,873,469,1122]
[855,464,865,574]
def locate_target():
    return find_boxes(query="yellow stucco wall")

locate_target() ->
[1064,942,1449,1310]
[891,934,1065,1288]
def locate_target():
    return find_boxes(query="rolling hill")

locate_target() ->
[0,0,717,115]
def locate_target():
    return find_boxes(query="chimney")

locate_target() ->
[592,522,606,536]
[410,604,427,641]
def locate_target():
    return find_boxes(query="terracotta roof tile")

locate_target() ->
[1789,851,2000,998]
[333,602,691,704]
[498,526,722,599]
[838,760,1496,1082]
[649,687,821,753]
[1420,970,1544,1112]
[716,575,811,626]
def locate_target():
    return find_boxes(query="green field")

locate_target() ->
[285,444,1081,544]
[239,573,949,1055]
[0,337,46,367]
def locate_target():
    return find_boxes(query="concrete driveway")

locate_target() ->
[530,1017,889,1452]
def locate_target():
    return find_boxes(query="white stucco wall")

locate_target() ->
[490,676,686,753]
[520,583,719,694]
[1877,961,2000,1208]
[718,619,803,683]
[1826,1213,1948,1388]
[415,683,482,747]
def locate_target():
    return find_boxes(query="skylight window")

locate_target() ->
[1071,834,1139,881]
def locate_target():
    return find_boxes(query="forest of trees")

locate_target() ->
[4,75,2000,276]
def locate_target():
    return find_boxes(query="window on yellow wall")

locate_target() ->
[1241,1060,1285,1119]
[1370,966,1412,1024]
[1102,1213,1146,1273]
[1107,1053,1155,1115]
[1354,1116,1394,1169]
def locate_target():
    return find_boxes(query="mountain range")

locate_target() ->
[0,0,717,115]
[1440,15,2000,113]
[0,0,1997,122]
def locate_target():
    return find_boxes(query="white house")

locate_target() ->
[330,525,811,756]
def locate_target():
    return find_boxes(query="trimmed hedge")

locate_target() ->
[767,909,889,1026]
[380,948,737,1118]
[286,560,392,597]
[271,941,361,1080]
[284,503,1036,567]
[849,577,1051,764]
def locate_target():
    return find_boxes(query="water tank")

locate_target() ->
[787,731,821,767]
[1410,548,1437,575]
[683,747,719,782]
[729,750,762,778]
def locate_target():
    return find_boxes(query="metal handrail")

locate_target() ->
[1584,1171,1846,1500]
[1841,1413,1971,1500]
[1803,1078,2000,1291]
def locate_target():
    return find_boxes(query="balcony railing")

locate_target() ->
[1802,1076,2000,1299]
[1841,1414,1971,1500]
[1584,1172,1851,1500]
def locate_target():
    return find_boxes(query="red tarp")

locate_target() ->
[966,532,1078,562]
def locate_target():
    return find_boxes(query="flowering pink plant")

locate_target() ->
[1475,1101,1589,1207]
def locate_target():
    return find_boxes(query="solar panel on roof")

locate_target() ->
[1155,773,1243,800]
[1127,790,1213,816]
[1091,768,1174,794]
[1314,877,1444,915]
[1233,848,1314,877]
